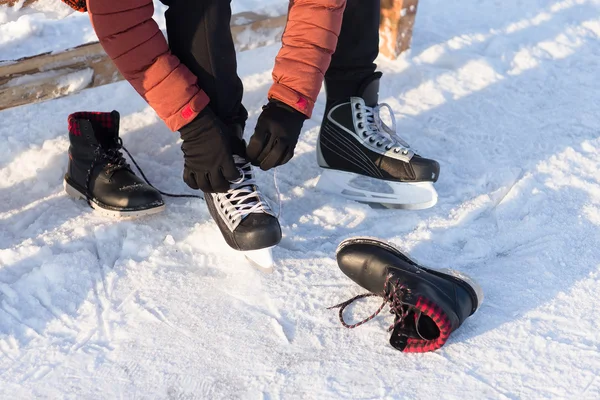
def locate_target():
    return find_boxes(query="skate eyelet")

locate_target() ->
[358,123,363,129]
[355,103,360,110]
[356,113,362,119]
[376,142,382,147]
[402,150,409,155]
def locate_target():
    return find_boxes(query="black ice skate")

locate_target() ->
[64,111,165,218]
[317,74,440,209]
[330,237,483,352]
[204,153,281,272]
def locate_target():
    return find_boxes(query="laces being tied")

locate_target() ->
[215,156,274,222]
[361,103,411,154]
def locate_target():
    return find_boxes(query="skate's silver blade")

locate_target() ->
[316,169,438,210]
[243,247,275,273]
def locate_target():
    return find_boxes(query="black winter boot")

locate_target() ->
[64,111,165,218]
[330,237,483,353]
[317,73,440,209]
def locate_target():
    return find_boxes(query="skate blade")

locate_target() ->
[243,247,275,274]
[64,180,166,219]
[316,169,438,210]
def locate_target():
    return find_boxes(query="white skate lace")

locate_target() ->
[124,147,282,218]
[362,103,411,155]
[216,156,276,221]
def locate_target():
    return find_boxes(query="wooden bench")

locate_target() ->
[0,0,418,111]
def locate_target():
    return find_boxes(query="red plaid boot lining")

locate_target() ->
[68,112,115,136]
[403,296,453,353]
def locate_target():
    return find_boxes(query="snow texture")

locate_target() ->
[1,0,600,398]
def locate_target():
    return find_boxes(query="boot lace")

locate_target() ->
[216,156,276,222]
[328,274,413,332]
[360,103,411,155]
[85,137,131,191]
[122,148,281,212]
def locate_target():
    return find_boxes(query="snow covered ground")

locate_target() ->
[1,0,600,398]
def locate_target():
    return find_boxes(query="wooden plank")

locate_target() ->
[0,0,38,7]
[4,0,418,59]
[0,3,419,110]
[0,69,95,110]
[2,2,418,56]
[379,0,419,59]
[230,12,287,51]
[0,12,287,111]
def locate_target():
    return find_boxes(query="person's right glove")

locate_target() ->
[179,107,241,193]
[246,100,307,171]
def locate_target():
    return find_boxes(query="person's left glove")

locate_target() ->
[247,100,307,171]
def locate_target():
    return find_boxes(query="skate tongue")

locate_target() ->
[231,156,253,191]
[233,155,247,165]
[226,155,264,211]
[358,73,382,107]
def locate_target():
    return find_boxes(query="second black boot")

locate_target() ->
[64,111,165,218]
[330,237,483,352]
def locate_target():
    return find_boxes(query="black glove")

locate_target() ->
[247,100,307,171]
[179,107,240,193]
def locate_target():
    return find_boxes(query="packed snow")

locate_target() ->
[1,0,600,398]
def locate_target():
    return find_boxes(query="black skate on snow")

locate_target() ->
[204,154,282,272]
[330,237,483,352]
[64,111,165,218]
[317,73,440,210]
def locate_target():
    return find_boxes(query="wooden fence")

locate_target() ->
[0,0,418,111]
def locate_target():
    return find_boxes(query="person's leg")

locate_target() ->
[158,2,279,267]
[324,0,381,105]
[162,0,248,131]
[317,0,440,210]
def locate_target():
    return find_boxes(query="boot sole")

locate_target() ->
[337,236,484,315]
[64,179,166,219]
